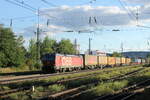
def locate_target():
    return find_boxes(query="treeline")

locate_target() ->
[0,26,77,69]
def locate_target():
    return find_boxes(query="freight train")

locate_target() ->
[41,53,136,73]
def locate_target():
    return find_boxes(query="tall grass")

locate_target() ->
[76,68,150,100]
[1,66,141,91]
[93,80,128,95]
[48,84,65,93]
[0,65,38,73]
[1,66,144,100]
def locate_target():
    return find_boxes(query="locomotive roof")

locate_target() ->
[42,53,109,57]
[43,53,83,57]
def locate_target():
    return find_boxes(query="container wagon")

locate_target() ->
[83,55,98,69]
[115,57,121,66]
[131,58,142,65]
[121,58,126,65]
[107,57,116,67]
[97,56,108,68]
[125,58,131,65]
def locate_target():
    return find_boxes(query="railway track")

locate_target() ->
[94,79,150,100]
[0,65,136,85]
[38,67,147,100]
[0,71,42,77]
[0,66,141,99]
[0,69,105,85]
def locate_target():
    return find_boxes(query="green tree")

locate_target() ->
[15,36,26,66]
[112,52,122,57]
[0,26,25,67]
[57,39,76,54]
[147,53,150,58]
[40,36,57,56]
[26,39,37,69]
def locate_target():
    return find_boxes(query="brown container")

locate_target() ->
[107,57,116,65]
[115,57,121,65]
[83,55,98,66]
[98,56,108,65]
[121,58,126,64]
[126,58,131,65]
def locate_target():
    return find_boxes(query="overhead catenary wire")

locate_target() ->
[41,0,58,7]
[41,0,86,32]
[117,1,150,30]
[13,0,37,10]
[120,0,137,18]
[120,1,150,29]
[79,0,96,6]
[116,0,150,31]
[41,0,85,28]
[41,0,83,28]
[122,1,144,26]
[41,0,97,31]
[4,0,37,27]
[5,0,67,28]
[4,0,78,33]
[41,0,91,29]
[1,15,36,21]
[5,0,36,12]
[5,0,147,33]
[117,0,136,21]
[4,0,57,19]
[137,25,150,28]
[2,0,112,36]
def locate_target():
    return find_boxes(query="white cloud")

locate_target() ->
[24,24,66,36]
[40,5,133,31]
[40,5,150,30]
[16,24,66,49]
[123,0,150,5]
[23,5,150,35]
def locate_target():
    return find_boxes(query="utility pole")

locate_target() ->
[36,8,40,63]
[89,38,92,55]
[147,40,150,50]
[74,38,79,54]
[120,42,124,65]
[104,45,107,53]
[121,42,124,56]
[10,19,13,28]
[136,7,139,26]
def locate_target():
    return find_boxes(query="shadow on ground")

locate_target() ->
[0,71,42,76]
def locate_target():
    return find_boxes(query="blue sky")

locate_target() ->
[1,0,150,53]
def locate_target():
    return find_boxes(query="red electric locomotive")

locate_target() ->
[41,53,83,73]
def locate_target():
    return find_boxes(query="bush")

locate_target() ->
[143,64,150,67]
[34,62,42,70]
[8,92,30,100]
[0,65,33,73]
[0,86,10,91]
[93,80,128,96]
[48,84,65,93]
[36,86,45,92]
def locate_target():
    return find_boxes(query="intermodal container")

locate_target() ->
[115,57,121,65]
[98,56,107,65]
[107,57,116,65]
[83,55,98,66]
[126,58,131,65]
[121,58,126,64]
